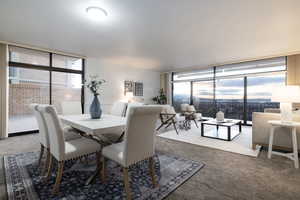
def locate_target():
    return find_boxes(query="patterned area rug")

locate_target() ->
[4,152,204,200]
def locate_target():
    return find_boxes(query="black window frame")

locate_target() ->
[8,46,85,136]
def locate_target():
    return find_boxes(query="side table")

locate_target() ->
[268,120,300,169]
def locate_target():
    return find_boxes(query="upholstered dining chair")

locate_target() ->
[110,101,128,117]
[61,101,82,115]
[101,106,162,200]
[39,105,101,194]
[29,104,51,175]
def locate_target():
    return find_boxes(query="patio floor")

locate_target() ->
[8,115,38,134]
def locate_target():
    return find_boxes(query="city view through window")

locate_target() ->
[172,57,286,124]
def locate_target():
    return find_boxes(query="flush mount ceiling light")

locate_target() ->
[86,6,108,20]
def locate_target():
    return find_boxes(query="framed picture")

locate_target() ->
[134,82,143,96]
[124,80,134,95]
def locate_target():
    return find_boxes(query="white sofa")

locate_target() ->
[252,112,300,150]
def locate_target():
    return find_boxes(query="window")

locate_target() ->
[52,54,83,70]
[192,81,215,117]
[172,56,286,124]
[9,46,50,66]
[173,82,191,112]
[8,46,85,134]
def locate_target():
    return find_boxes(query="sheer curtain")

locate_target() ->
[0,43,8,139]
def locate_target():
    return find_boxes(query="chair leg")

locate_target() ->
[52,161,65,195]
[123,167,132,200]
[149,157,158,188]
[38,144,45,165]
[156,123,165,131]
[165,122,172,129]
[101,157,106,182]
[193,119,199,128]
[173,121,179,135]
[42,148,51,176]
[45,154,53,181]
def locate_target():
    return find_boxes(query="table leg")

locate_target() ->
[201,123,204,137]
[268,126,274,159]
[227,126,231,141]
[239,121,242,132]
[292,127,299,169]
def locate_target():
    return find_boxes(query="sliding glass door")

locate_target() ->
[172,57,286,125]
[192,80,215,117]
[215,78,244,120]
[8,46,84,135]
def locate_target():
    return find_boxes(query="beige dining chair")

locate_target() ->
[110,101,128,117]
[101,106,162,200]
[39,105,101,194]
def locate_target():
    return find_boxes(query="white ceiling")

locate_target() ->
[0,0,300,71]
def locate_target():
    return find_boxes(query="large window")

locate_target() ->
[172,57,286,124]
[192,81,215,117]
[8,46,85,134]
[173,82,191,111]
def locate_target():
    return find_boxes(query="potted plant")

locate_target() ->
[152,88,167,104]
[84,75,106,119]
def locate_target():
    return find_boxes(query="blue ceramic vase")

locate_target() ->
[90,94,102,119]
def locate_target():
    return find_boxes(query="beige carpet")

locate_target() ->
[158,125,261,157]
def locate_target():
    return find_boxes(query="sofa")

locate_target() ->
[252,112,300,150]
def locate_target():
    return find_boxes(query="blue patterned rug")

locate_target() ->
[4,152,204,200]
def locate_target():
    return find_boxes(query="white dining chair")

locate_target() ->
[110,101,128,117]
[39,105,101,194]
[61,101,82,115]
[29,104,51,175]
[102,105,162,200]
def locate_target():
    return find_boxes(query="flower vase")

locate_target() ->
[90,95,102,119]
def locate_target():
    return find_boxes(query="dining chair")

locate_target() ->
[61,101,82,115]
[29,104,50,175]
[156,105,183,134]
[101,105,162,200]
[110,101,127,117]
[39,105,101,194]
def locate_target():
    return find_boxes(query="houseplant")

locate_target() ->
[85,75,106,119]
[152,88,167,104]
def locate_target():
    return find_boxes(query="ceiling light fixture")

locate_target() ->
[86,6,108,20]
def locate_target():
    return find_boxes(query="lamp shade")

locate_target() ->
[271,86,300,103]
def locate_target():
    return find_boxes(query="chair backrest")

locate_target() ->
[111,101,127,117]
[29,104,50,148]
[123,106,162,167]
[187,105,196,112]
[125,102,144,117]
[61,101,82,115]
[180,104,190,112]
[38,105,65,161]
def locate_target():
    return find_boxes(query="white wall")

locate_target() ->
[85,57,161,113]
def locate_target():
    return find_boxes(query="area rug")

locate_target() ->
[158,125,261,157]
[4,151,204,200]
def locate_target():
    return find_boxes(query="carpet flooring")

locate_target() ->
[1,132,300,200]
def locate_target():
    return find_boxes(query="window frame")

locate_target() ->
[8,46,85,135]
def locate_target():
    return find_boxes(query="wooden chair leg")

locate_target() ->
[38,144,45,165]
[42,148,51,176]
[165,122,172,129]
[52,161,64,195]
[123,167,132,200]
[45,154,53,181]
[101,157,106,182]
[156,123,165,131]
[149,157,158,188]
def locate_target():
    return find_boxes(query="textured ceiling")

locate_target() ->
[0,0,300,71]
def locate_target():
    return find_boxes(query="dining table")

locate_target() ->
[59,114,127,185]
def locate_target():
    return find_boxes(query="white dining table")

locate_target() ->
[60,114,126,136]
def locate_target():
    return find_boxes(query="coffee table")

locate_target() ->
[201,119,242,141]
